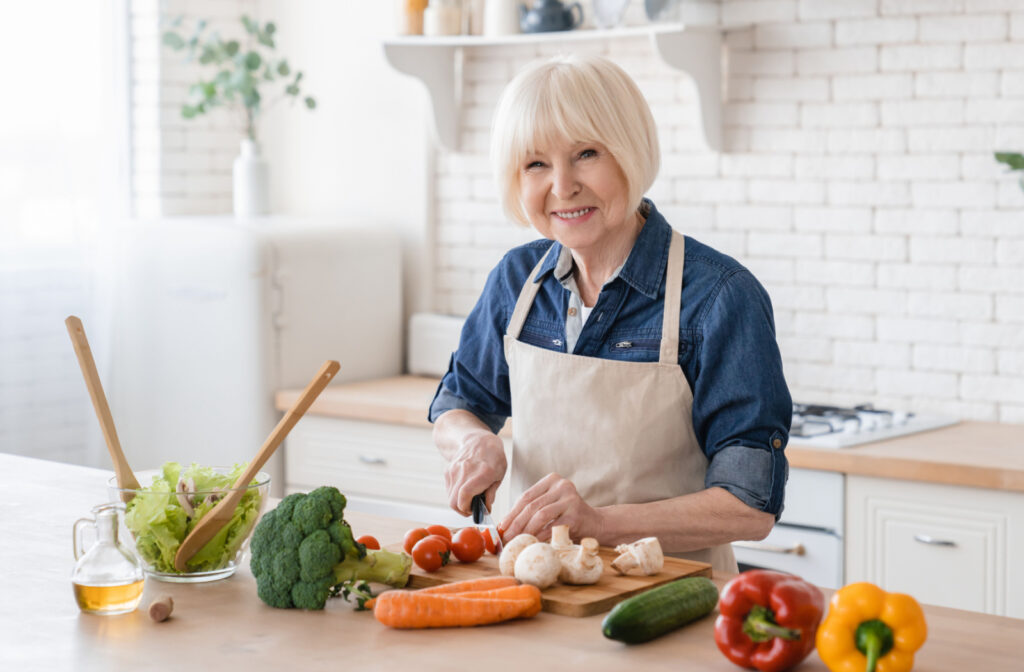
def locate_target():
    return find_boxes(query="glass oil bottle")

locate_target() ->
[71,502,145,615]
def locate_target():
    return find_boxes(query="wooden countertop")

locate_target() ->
[3,452,1020,671]
[277,375,1024,493]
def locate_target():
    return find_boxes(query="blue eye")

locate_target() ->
[525,160,545,170]
[579,148,598,159]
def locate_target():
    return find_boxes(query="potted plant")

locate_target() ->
[162,15,316,216]
[995,152,1024,192]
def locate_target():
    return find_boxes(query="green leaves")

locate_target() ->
[162,14,316,141]
[162,32,185,50]
[243,51,262,70]
[994,152,1024,171]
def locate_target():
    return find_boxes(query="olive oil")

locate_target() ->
[72,579,145,615]
[71,503,145,615]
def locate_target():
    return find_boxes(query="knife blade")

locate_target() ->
[471,493,503,554]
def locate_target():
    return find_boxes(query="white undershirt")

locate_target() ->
[580,304,595,327]
[556,245,625,353]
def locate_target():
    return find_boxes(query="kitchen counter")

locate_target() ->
[2,452,1021,671]
[277,375,1024,493]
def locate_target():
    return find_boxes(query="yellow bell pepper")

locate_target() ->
[816,582,927,672]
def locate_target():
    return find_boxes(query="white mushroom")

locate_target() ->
[549,524,576,560]
[559,537,604,585]
[611,537,664,576]
[513,542,561,589]
[498,533,538,576]
[203,487,223,507]
[175,477,195,518]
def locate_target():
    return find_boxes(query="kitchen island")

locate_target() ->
[1,452,1020,671]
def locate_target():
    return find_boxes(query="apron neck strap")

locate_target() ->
[660,231,686,364]
[507,245,555,339]
[507,233,686,359]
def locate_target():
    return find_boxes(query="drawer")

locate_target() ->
[847,476,1024,618]
[733,524,843,589]
[285,416,448,508]
[780,468,844,534]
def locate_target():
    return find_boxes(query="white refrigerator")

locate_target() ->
[107,216,404,494]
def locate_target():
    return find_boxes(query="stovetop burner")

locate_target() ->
[789,402,957,448]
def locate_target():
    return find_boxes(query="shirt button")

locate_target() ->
[772,438,782,449]
[568,307,577,317]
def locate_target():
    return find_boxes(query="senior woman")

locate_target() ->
[429,55,791,572]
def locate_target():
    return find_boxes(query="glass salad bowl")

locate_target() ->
[108,463,270,583]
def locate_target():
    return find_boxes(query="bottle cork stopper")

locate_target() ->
[148,595,174,622]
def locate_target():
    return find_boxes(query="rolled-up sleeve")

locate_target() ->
[427,260,514,434]
[693,269,792,518]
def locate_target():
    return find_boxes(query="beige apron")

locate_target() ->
[503,230,737,573]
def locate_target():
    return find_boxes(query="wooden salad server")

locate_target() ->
[65,315,141,501]
[173,359,340,572]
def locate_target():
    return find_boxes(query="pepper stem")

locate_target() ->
[742,604,802,643]
[855,619,895,672]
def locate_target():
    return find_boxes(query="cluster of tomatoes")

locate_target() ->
[400,524,501,573]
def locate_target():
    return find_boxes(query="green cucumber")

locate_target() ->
[601,576,719,644]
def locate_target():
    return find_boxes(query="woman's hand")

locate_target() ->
[498,473,603,543]
[444,429,507,517]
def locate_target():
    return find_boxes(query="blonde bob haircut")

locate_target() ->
[489,55,660,228]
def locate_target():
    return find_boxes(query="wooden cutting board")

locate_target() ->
[386,542,712,617]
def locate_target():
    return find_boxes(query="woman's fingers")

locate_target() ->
[444,433,507,516]
[499,473,560,533]
[501,473,593,540]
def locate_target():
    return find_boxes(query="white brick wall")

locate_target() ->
[135,1,1024,423]
[131,0,256,216]
[426,0,1024,422]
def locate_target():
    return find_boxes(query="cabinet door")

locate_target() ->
[285,416,448,507]
[285,416,515,520]
[846,476,1024,617]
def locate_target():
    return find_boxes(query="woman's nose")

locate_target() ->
[551,165,580,200]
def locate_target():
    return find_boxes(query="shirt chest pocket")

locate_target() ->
[518,324,566,352]
[603,330,693,363]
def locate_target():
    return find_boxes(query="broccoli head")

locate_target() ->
[250,486,411,609]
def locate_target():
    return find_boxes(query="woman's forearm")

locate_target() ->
[432,409,498,462]
[595,487,775,552]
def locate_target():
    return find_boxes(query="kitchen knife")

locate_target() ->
[471,493,503,554]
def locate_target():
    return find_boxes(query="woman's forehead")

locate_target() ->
[522,134,601,156]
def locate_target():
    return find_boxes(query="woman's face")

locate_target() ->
[519,135,636,258]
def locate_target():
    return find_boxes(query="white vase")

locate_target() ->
[233,139,269,217]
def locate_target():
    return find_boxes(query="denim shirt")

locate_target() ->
[429,200,792,517]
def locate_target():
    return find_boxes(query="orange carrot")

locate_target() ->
[416,576,519,595]
[372,584,542,629]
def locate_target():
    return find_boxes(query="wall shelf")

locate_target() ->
[382,24,723,152]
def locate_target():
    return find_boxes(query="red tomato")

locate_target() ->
[412,536,450,572]
[481,528,496,555]
[426,524,452,542]
[403,528,429,554]
[451,527,485,563]
[425,533,451,552]
[356,535,380,550]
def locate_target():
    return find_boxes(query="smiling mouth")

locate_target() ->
[552,207,594,220]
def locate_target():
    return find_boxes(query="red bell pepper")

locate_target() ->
[714,570,825,672]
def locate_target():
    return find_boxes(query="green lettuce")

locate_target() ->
[123,462,263,574]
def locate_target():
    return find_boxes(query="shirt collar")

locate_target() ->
[531,199,670,301]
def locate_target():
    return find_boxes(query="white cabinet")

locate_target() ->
[734,468,845,589]
[284,416,512,526]
[846,475,1024,618]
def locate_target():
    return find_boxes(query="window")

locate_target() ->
[0,2,129,465]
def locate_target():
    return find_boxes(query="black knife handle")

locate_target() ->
[471,494,486,525]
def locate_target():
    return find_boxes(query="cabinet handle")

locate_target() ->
[358,455,387,466]
[914,534,956,547]
[733,540,806,556]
